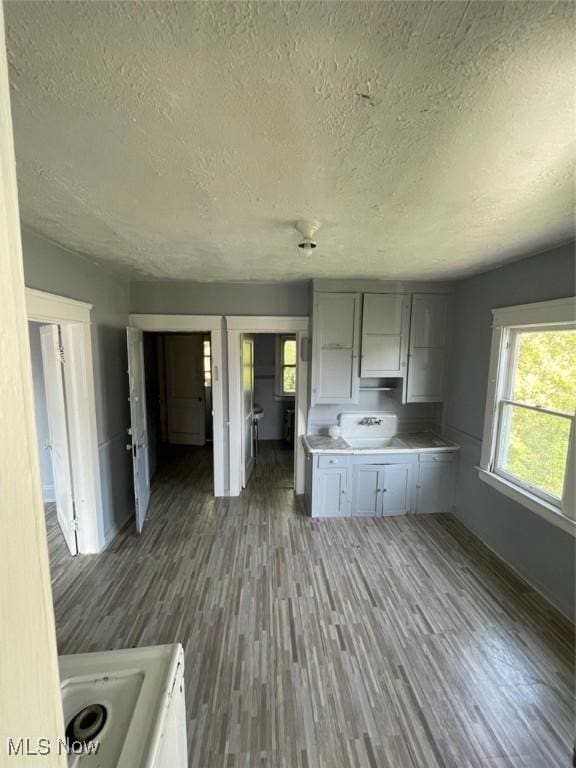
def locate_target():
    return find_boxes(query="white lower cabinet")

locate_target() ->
[382,463,414,516]
[352,466,383,516]
[307,450,457,518]
[311,455,350,517]
[415,454,455,514]
[352,462,414,517]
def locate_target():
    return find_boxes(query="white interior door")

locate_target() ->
[165,334,206,446]
[241,334,255,488]
[127,327,150,533]
[40,324,77,555]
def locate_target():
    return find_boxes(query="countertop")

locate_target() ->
[302,432,459,455]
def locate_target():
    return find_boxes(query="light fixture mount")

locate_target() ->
[295,220,321,253]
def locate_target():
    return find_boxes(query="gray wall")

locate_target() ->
[22,228,133,544]
[254,334,292,440]
[28,321,54,502]
[131,280,310,316]
[444,242,576,619]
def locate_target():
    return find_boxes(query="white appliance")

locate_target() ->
[59,644,187,767]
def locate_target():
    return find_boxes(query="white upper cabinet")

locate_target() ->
[312,293,360,405]
[406,294,449,403]
[361,294,410,377]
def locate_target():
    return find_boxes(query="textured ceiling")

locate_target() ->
[5,1,575,281]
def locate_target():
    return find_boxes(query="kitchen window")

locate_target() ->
[479,297,576,532]
[275,335,297,397]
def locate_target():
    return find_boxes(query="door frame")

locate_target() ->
[26,288,104,554]
[227,316,310,496]
[129,314,226,497]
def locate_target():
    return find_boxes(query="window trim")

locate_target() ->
[479,297,576,535]
[275,334,297,398]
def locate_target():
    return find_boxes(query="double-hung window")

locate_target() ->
[275,335,297,397]
[479,297,575,531]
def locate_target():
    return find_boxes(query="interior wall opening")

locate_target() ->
[28,320,77,562]
[243,332,296,492]
[143,331,215,495]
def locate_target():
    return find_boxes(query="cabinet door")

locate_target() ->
[406,294,449,403]
[361,294,409,377]
[416,461,454,514]
[382,463,413,516]
[410,294,448,348]
[312,293,360,404]
[352,466,383,517]
[315,467,349,517]
[406,348,444,402]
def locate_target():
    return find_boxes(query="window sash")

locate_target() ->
[275,335,296,396]
[494,400,573,507]
[484,321,575,517]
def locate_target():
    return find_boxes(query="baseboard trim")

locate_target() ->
[449,511,574,624]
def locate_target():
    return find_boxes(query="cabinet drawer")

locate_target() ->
[419,452,456,463]
[318,454,349,468]
[352,453,417,466]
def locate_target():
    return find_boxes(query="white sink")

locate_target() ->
[344,437,407,450]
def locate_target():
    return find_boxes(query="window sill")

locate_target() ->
[478,468,576,537]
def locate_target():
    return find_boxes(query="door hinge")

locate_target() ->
[59,345,65,364]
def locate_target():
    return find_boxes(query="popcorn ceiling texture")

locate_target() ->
[5,1,575,281]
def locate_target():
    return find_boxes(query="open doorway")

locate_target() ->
[227,316,309,497]
[244,333,296,492]
[28,320,78,559]
[126,314,226,533]
[144,332,214,488]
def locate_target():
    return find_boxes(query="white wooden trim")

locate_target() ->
[26,287,92,324]
[129,313,222,333]
[478,469,576,537]
[0,4,66,756]
[226,316,310,496]
[480,324,506,470]
[128,313,226,497]
[480,297,576,529]
[227,315,309,332]
[492,296,575,327]
[26,292,104,554]
[60,323,105,552]
[313,278,454,295]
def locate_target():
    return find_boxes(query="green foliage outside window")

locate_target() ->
[500,330,575,499]
[282,338,296,394]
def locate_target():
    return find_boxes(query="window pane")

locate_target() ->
[283,339,297,365]
[512,330,576,413]
[498,403,571,499]
[203,339,211,357]
[283,365,296,393]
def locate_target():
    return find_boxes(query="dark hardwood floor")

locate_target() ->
[47,442,574,767]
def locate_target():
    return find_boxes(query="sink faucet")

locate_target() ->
[360,417,383,426]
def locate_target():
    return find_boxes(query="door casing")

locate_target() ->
[227,316,310,497]
[26,288,104,554]
[128,314,226,497]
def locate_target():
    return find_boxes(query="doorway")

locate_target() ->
[26,288,103,555]
[28,320,77,557]
[144,331,213,482]
[227,316,309,497]
[242,333,297,491]
[126,315,226,534]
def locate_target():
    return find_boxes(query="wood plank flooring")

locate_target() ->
[47,442,575,767]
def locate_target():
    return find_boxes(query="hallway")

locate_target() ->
[48,447,574,768]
